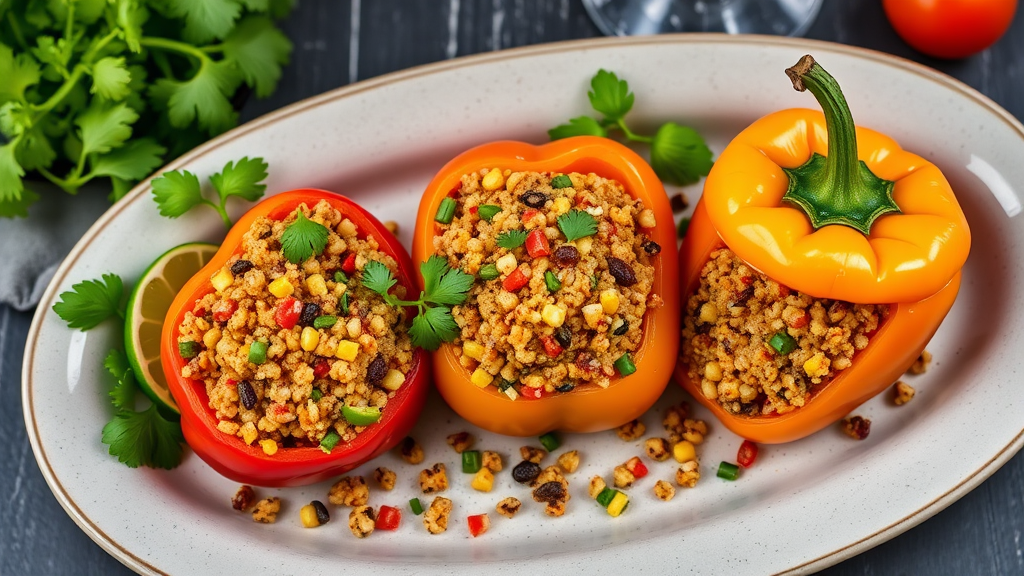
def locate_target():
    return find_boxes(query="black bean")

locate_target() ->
[299,302,321,326]
[551,245,580,267]
[311,500,330,525]
[670,192,689,213]
[555,382,574,393]
[606,257,637,286]
[533,481,566,503]
[642,240,662,255]
[554,325,572,348]
[238,381,257,410]
[520,190,548,208]
[230,259,255,276]
[511,461,542,484]
[366,353,387,384]
[613,319,629,336]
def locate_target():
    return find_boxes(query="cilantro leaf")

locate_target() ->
[548,116,607,141]
[210,156,268,203]
[496,230,527,250]
[0,189,39,218]
[0,43,42,101]
[165,0,243,45]
[0,141,25,202]
[0,101,29,137]
[423,258,473,306]
[222,16,292,98]
[650,122,714,186]
[362,260,398,296]
[588,69,633,121]
[101,403,184,469]
[76,101,139,157]
[557,209,598,243]
[409,306,460,351]
[281,210,329,263]
[104,349,137,411]
[418,255,448,300]
[91,138,167,181]
[151,169,203,218]
[16,126,57,171]
[240,0,271,11]
[52,273,124,330]
[91,56,132,101]
[154,60,240,135]
[116,1,149,53]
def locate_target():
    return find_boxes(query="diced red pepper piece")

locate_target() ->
[526,229,550,258]
[342,253,357,274]
[540,335,563,357]
[211,299,238,323]
[469,205,479,215]
[737,440,759,468]
[376,505,401,531]
[192,305,206,318]
[313,358,331,379]
[225,379,237,387]
[521,386,545,400]
[274,297,303,329]
[467,514,490,537]
[502,269,529,292]
[624,456,648,479]
[447,182,463,198]
[521,209,540,223]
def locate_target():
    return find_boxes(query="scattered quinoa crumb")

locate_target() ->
[654,480,675,501]
[520,446,546,464]
[481,450,503,472]
[373,467,396,491]
[383,220,399,235]
[397,436,425,464]
[423,497,453,534]
[496,497,522,518]
[613,464,636,489]
[841,415,871,440]
[556,450,580,473]
[663,403,689,434]
[348,505,376,538]
[908,350,932,375]
[892,381,916,406]
[644,438,671,461]
[676,461,700,488]
[231,485,256,511]
[678,419,708,445]
[328,476,369,506]
[252,497,281,523]
[615,419,646,441]
[588,476,607,499]
[419,463,449,494]
[446,431,474,453]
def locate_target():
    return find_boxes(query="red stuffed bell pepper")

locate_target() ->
[162,189,428,487]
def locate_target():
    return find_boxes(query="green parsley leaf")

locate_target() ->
[422,256,473,306]
[0,142,25,202]
[409,306,460,351]
[362,260,398,296]
[165,0,242,45]
[116,1,149,53]
[101,403,184,469]
[281,210,329,264]
[76,101,139,157]
[16,126,57,171]
[91,56,132,101]
[477,204,501,222]
[588,69,633,121]
[210,156,268,203]
[0,43,42,101]
[240,0,271,10]
[104,349,137,411]
[548,116,607,141]
[557,209,598,243]
[151,169,203,218]
[496,230,527,250]
[550,174,573,189]
[91,138,167,181]
[0,101,30,137]
[418,255,448,300]
[0,189,39,218]
[222,16,292,98]
[52,273,124,330]
[154,60,240,135]
[650,122,714,186]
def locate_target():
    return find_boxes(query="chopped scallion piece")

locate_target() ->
[478,204,501,221]
[768,331,797,355]
[248,341,268,364]
[538,432,560,452]
[311,389,323,401]
[334,270,348,283]
[409,497,424,515]
[614,353,637,376]
[320,431,341,453]
[479,264,500,281]
[590,274,599,290]
[313,315,338,329]
[341,292,350,316]
[497,379,515,392]
[545,270,561,292]
[550,174,573,188]
[435,197,457,224]
[462,450,482,473]
[178,340,199,359]
[595,487,616,508]
[717,461,740,481]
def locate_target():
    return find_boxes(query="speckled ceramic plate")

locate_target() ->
[23,35,1024,575]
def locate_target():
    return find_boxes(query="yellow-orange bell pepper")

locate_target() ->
[412,136,679,436]
[676,55,970,443]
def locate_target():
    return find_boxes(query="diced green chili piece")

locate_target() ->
[311,389,323,402]
[409,497,424,515]
[677,217,691,238]
[544,270,561,292]
[479,264,500,281]
[717,461,740,481]
[614,353,637,376]
[550,174,573,189]
[595,487,616,508]
[313,315,337,329]
[342,405,382,426]
[178,340,199,359]
[478,204,501,221]
[334,270,348,283]
[341,292,350,316]
[768,331,798,355]
[462,450,482,473]
[248,340,268,365]
[590,274,599,290]
[320,431,341,454]
[497,379,515,392]
[435,197,457,224]
[538,432,560,452]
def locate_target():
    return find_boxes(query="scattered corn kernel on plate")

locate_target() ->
[23,35,1024,575]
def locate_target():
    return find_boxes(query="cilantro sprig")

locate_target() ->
[52,273,125,330]
[281,208,329,264]
[151,157,268,228]
[496,230,527,250]
[549,69,714,186]
[557,209,598,242]
[363,256,473,351]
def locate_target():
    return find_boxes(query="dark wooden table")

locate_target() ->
[3,1,1023,574]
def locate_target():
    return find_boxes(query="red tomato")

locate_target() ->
[737,440,759,468]
[376,505,401,530]
[883,0,1017,59]
[342,253,357,274]
[274,297,303,329]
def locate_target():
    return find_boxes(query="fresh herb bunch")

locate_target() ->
[549,69,714,186]
[0,0,293,217]
[151,156,268,227]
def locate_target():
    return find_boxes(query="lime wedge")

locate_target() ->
[125,242,218,414]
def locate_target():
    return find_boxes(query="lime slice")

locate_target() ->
[125,242,218,414]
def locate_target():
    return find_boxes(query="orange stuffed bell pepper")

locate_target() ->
[162,189,428,486]
[676,55,970,444]
[412,136,679,436]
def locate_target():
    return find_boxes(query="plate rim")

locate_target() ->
[22,33,1024,576]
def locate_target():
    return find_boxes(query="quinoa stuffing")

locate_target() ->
[681,248,886,416]
[175,200,415,452]
[432,168,661,397]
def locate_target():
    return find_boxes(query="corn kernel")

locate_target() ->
[260,439,279,456]
[203,327,221,349]
[300,327,320,351]
[600,289,620,314]
[606,491,629,517]
[803,352,829,378]
[241,422,258,445]
[305,274,328,297]
[496,253,518,274]
[381,369,406,391]
[211,267,233,292]
[299,504,320,528]
[268,276,294,298]
[541,304,566,328]
[699,302,718,323]
[482,168,505,191]
[470,368,494,388]
[463,341,485,360]
[637,208,657,229]
[552,196,571,216]
[471,468,495,492]
[673,441,697,463]
[576,237,593,255]
[336,340,359,361]
[582,303,604,329]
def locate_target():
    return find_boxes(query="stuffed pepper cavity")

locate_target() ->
[676,55,970,444]
[162,190,428,486]
[412,137,679,436]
